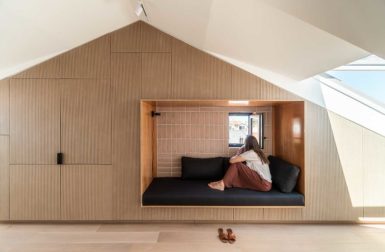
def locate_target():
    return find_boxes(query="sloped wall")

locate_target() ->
[0,21,379,222]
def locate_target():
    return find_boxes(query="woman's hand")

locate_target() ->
[229,155,246,164]
[235,146,245,155]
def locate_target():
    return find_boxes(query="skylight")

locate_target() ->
[325,55,385,108]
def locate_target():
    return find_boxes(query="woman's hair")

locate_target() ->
[244,135,269,164]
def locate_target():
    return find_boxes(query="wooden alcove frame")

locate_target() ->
[140,99,305,208]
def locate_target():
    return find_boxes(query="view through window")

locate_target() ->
[228,113,264,148]
[326,55,385,108]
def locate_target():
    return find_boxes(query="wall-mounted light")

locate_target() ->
[228,100,249,105]
[292,117,302,138]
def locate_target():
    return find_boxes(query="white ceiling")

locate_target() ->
[261,0,385,62]
[0,0,138,79]
[2,0,383,81]
[143,0,368,80]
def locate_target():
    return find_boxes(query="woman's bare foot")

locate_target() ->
[208,180,225,191]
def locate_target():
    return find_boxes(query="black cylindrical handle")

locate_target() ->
[57,153,63,165]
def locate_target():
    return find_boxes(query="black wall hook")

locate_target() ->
[151,111,161,117]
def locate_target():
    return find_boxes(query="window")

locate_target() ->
[228,113,264,148]
[325,54,385,108]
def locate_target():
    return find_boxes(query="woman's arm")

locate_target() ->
[236,146,245,155]
[229,155,246,164]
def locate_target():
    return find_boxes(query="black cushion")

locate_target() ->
[143,178,304,206]
[182,156,225,180]
[268,156,300,193]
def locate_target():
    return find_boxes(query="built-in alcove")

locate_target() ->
[140,100,305,207]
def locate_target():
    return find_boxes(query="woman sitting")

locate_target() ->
[208,135,272,192]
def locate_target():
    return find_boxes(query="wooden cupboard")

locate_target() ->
[8,78,112,220]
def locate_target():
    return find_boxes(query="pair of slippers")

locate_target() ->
[218,228,236,244]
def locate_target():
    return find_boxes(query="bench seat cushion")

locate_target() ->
[142,177,304,206]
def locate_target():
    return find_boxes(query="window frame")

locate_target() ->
[228,112,264,149]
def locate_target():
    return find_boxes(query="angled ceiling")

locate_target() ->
[2,0,384,81]
[261,0,385,62]
[0,0,138,79]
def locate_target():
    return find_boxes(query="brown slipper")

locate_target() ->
[227,228,236,244]
[218,228,228,243]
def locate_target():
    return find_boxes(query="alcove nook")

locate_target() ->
[140,100,305,207]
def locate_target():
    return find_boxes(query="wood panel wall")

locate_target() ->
[0,20,383,222]
[274,102,305,195]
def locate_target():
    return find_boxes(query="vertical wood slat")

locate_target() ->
[0,136,9,220]
[231,67,258,99]
[171,39,232,99]
[10,79,60,164]
[10,165,60,220]
[141,53,172,99]
[0,79,9,135]
[61,165,113,220]
[60,79,111,165]
[111,53,142,220]
[13,35,110,79]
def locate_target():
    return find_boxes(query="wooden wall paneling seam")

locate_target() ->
[9,79,60,165]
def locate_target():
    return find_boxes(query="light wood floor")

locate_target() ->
[0,223,385,251]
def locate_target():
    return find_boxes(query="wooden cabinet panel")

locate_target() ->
[111,53,142,220]
[0,79,9,135]
[0,136,9,220]
[141,53,172,98]
[61,79,111,164]
[171,39,232,99]
[141,22,172,52]
[111,22,142,52]
[10,165,60,220]
[14,35,110,79]
[61,165,113,220]
[10,79,60,164]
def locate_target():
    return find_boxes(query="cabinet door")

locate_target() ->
[10,79,60,164]
[61,165,112,220]
[10,165,60,220]
[61,79,111,164]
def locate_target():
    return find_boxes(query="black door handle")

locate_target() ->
[57,153,63,165]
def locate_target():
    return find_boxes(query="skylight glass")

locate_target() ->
[326,55,385,108]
